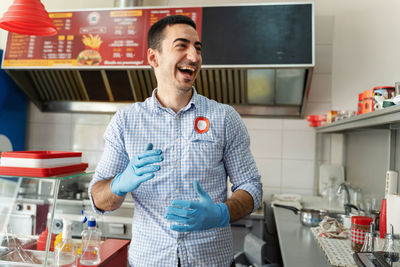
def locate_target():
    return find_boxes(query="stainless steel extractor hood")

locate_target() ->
[6,67,313,117]
[3,3,314,118]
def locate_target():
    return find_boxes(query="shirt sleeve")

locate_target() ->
[223,106,263,212]
[88,109,130,214]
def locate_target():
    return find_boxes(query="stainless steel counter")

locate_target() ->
[273,206,332,267]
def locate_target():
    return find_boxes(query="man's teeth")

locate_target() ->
[180,66,195,72]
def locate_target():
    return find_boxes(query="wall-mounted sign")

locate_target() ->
[2,4,313,69]
[2,7,202,68]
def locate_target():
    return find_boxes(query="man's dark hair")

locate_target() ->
[148,15,196,51]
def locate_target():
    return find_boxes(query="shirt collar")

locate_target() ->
[149,87,198,114]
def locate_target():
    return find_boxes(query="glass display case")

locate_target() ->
[0,171,94,266]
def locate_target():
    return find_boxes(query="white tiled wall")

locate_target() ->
[26,105,111,171]
[244,118,317,201]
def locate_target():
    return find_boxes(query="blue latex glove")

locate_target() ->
[165,180,230,232]
[111,143,163,196]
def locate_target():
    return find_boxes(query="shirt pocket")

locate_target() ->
[183,133,225,200]
[185,131,224,171]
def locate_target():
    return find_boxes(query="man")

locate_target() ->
[89,15,262,267]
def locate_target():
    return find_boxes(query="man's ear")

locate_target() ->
[147,48,159,68]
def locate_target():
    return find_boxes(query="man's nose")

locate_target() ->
[186,46,201,62]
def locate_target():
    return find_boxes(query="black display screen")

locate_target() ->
[201,4,313,65]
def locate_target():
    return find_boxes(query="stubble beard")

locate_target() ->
[177,82,193,94]
[176,74,198,94]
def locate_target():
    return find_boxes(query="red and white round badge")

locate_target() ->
[194,117,210,134]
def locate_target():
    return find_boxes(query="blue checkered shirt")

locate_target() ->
[89,88,262,267]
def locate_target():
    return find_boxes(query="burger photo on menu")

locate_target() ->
[77,49,102,65]
[77,34,103,66]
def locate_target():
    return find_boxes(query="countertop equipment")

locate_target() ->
[8,202,37,236]
[49,199,134,240]
[273,203,328,227]
[354,252,400,267]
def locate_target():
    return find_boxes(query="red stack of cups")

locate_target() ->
[306,114,327,127]
[36,227,55,251]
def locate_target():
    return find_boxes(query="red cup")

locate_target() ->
[351,216,373,252]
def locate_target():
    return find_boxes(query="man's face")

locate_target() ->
[148,23,202,92]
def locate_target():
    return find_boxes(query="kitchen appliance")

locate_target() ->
[3,199,50,237]
[273,204,328,227]
[8,203,37,236]
[231,214,264,254]
[353,252,400,267]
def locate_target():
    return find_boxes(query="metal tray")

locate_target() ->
[0,249,54,266]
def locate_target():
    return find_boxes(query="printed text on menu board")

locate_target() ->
[2,7,202,68]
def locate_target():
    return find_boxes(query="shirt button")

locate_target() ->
[175,138,179,142]
[175,189,179,194]
[175,163,179,168]
[178,240,182,244]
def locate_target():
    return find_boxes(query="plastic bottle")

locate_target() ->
[80,216,101,265]
[54,232,63,249]
[54,219,76,267]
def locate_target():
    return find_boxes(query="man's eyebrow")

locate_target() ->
[173,38,202,47]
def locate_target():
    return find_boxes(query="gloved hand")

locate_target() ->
[165,180,230,232]
[111,143,163,196]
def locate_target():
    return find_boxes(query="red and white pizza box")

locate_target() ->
[0,163,88,177]
[0,151,82,168]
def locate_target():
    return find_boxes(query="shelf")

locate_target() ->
[316,104,400,133]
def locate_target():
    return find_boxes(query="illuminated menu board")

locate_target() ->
[2,7,202,68]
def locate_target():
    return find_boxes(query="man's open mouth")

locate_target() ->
[177,66,196,77]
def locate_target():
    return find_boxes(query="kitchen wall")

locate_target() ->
[2,0,399,201]
[315,0,400,199]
